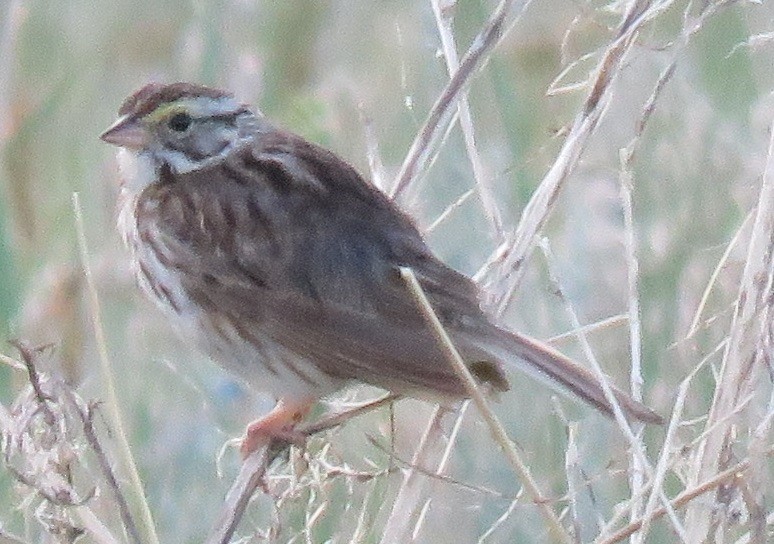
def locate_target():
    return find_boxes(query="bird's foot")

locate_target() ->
[240,397,314,459]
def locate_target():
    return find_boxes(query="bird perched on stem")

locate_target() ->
[101,82,662,457]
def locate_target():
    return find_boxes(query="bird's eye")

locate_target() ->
[168,112,192,132]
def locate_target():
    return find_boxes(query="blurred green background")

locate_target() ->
[0,0,772,542]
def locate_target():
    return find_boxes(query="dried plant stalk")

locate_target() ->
[684,113,774,543]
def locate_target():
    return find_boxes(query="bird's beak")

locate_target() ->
[100,115,148,150]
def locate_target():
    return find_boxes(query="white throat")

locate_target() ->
[117,148,158,194]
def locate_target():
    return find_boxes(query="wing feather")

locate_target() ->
[138,130,492,396]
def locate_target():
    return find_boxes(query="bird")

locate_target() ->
[100,82,662,456]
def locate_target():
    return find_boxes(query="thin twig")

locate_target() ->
[597,445,774,544]
[0,352,25,371]
[208,394,398,542]
[299,394,399,437]
[686,209,754,339]
[11,341,56,426]
[62,392,142,544]
[205,447,272,544]
[546,314,628,344]
[366,433,514,502]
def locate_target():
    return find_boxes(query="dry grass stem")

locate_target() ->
[425,188,475,233]
[380,405,454,543]
[619,158,646,527]
[0,353,25,370]
[63,392,142,544]
[687,210,754,338]
[366,433,513,502]
[358,105,388,192]
[485,0,699,314]
[546,314,628,344]
[684,114,774,541]
[487,28,638,312]
[72,193,160,544]
[205,447,272,544]
[546,50,599,97]
[400,267,573,544]
[618,56,678,530]
[538,240,688,542]
[0,0,25,143]
[0,344,130,544]
[634,372,693,540]
[376,398,472,541]
[564,422,584,541]
[430,0,505,240]
[597,445,774,544]
[390,0,519,200]
[71,508,121,544]
[207,394,398,541]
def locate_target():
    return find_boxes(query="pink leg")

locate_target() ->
[240,397,315,459]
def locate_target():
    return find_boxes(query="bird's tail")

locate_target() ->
[470,326,664,425]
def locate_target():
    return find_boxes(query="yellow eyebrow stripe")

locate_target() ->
[144,102,189,123]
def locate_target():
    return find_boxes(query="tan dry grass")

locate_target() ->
[1,0,773,542]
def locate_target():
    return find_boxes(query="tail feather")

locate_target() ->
[474,327,664,425]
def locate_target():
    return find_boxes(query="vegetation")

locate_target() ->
[0,0,772,542]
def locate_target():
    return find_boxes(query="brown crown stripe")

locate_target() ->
[119,82,232,117]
